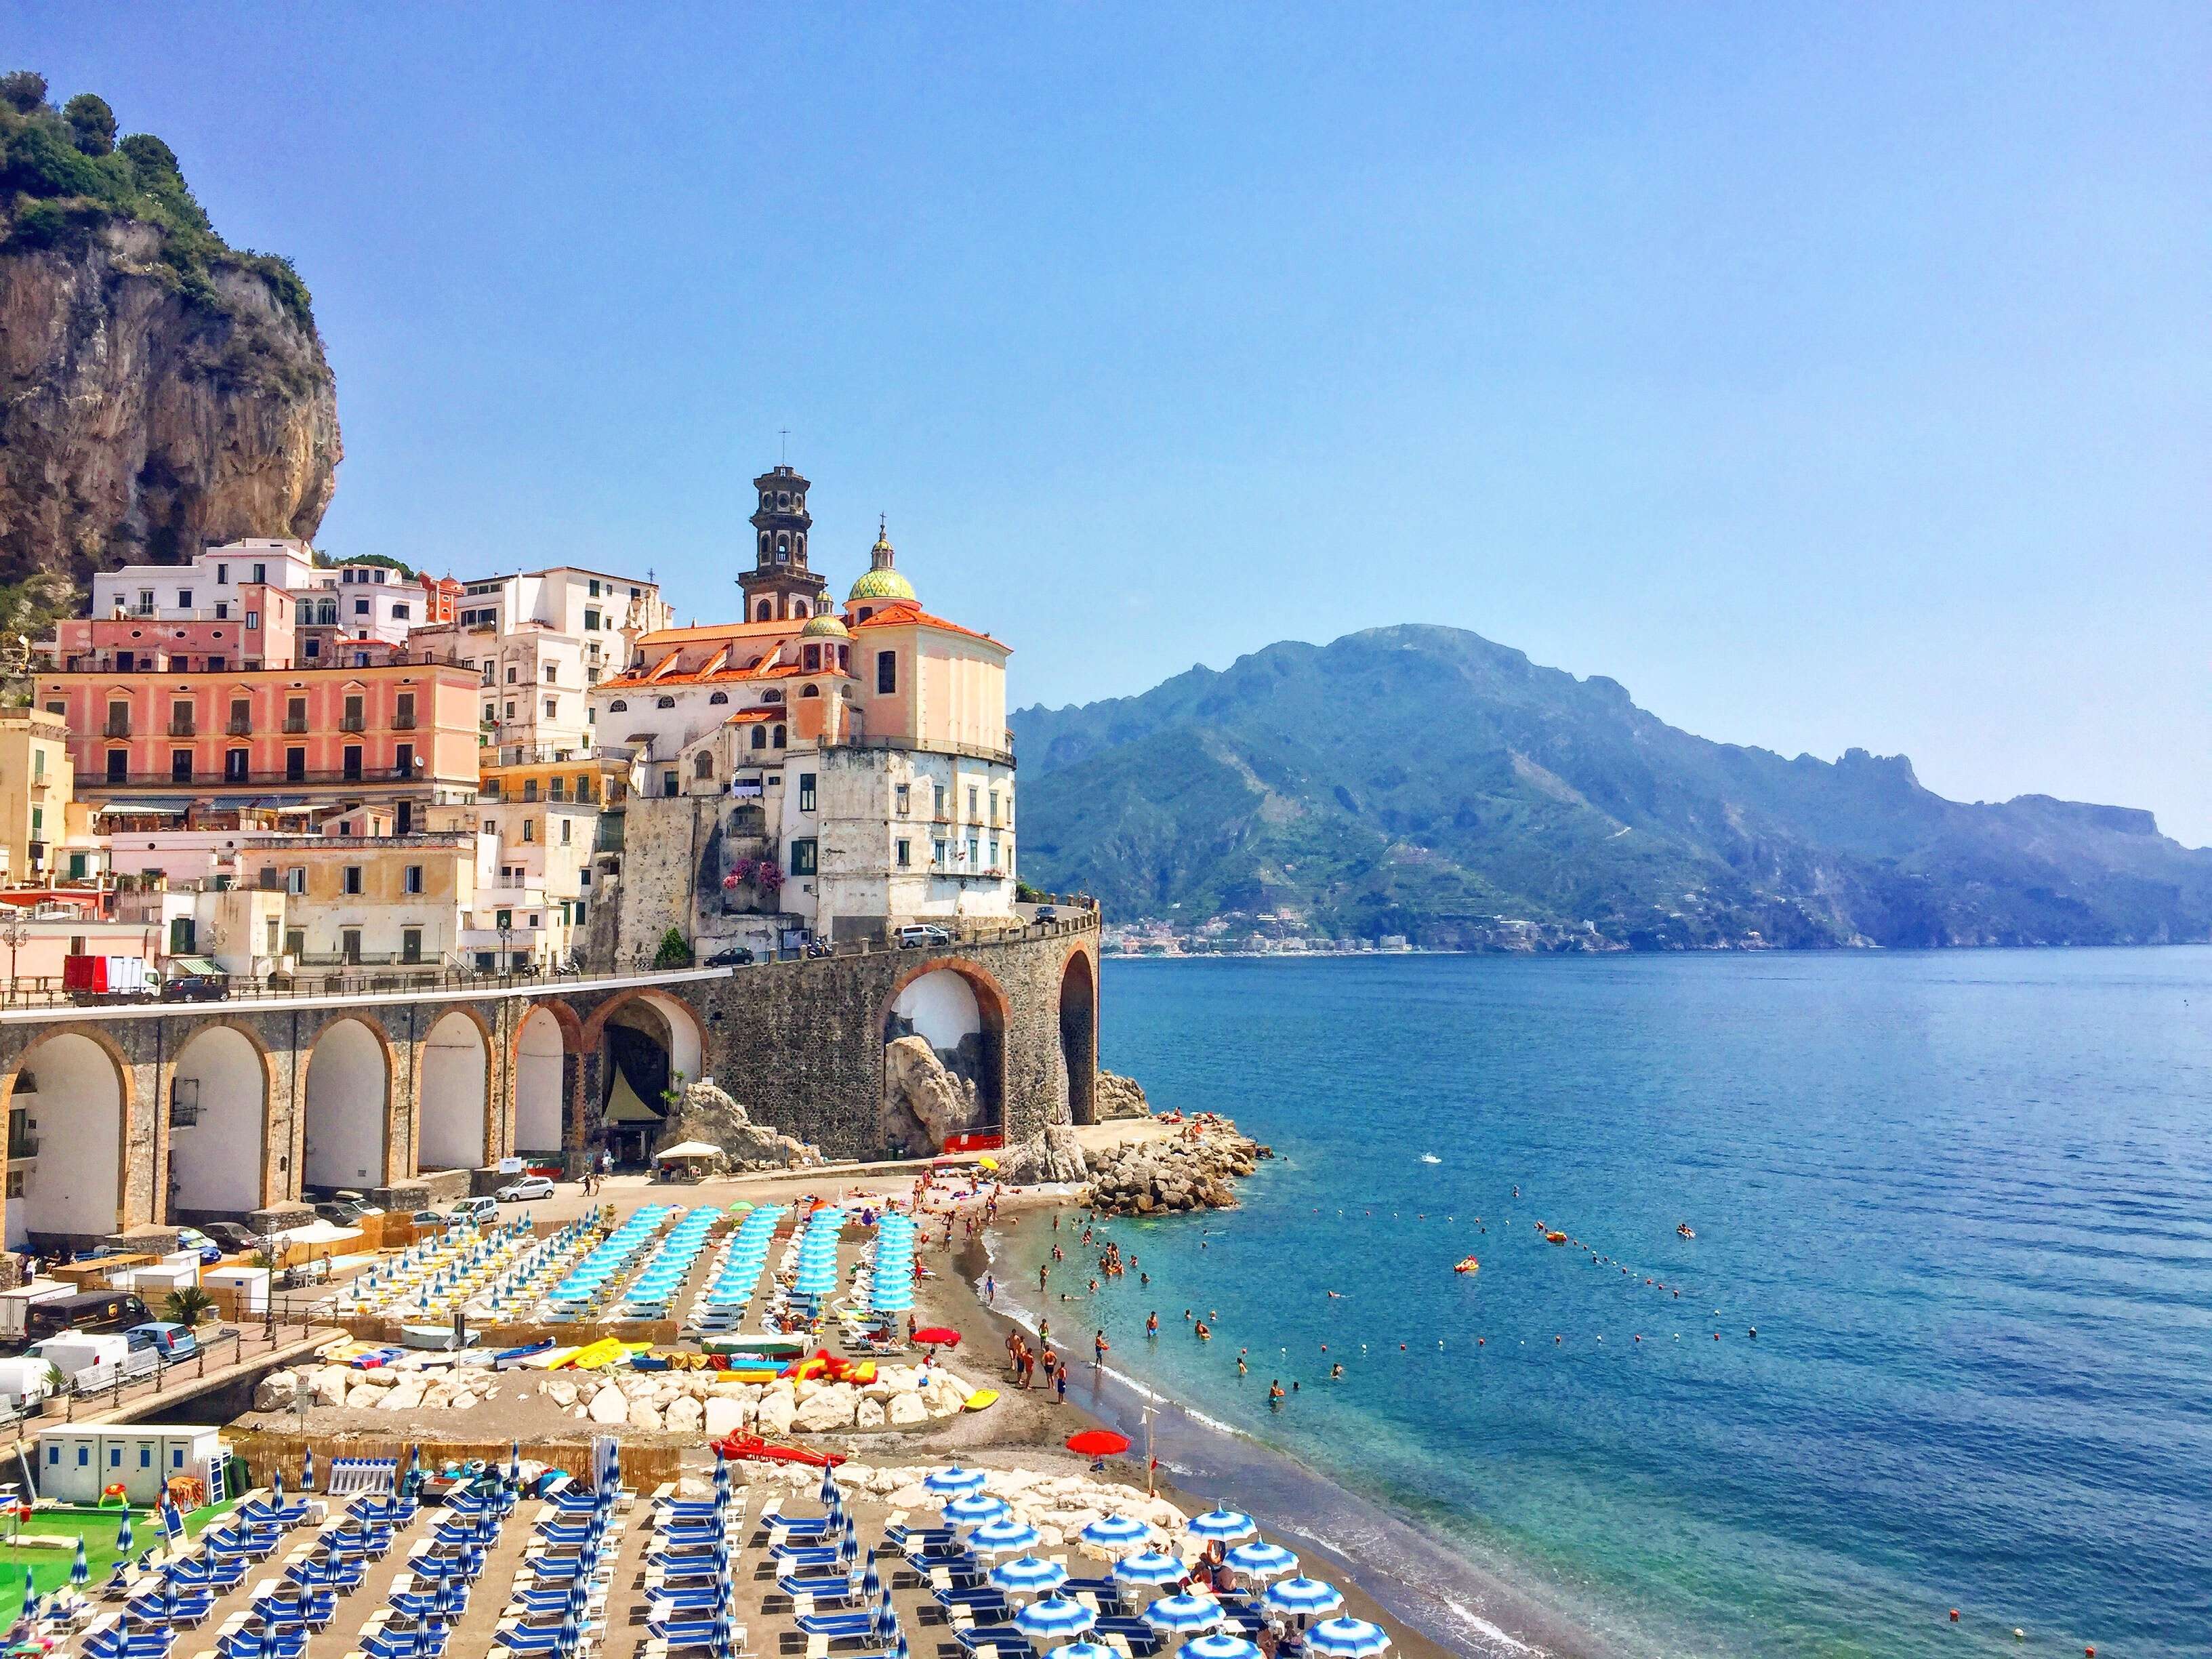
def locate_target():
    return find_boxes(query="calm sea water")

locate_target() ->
[1000,951,2212,1658]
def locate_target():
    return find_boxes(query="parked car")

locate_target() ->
[449,1196,499,1227]
[408,1209,448,1229]
[330,1191,384,1216]
[705,945,756,966]
[1033,906,1058,923]
[896,924,952,949]
[312,1202,369,1229]
[199,1222,259,1254]
[159,972,229,1002]
[123,1322,199,1364]
[496,1175,555,1203]
[174,1227,224,1265]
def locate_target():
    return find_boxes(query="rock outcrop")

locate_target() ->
[655,1080,823,1172]
[1082,1121,1265,1215]
[1094,1071,1151,1120]
[996,1122,1086,1185]
[0,85,340,588]
[880,1035,976,1154]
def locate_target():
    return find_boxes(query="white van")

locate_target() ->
[896,924,951,949]
[0,1355,54,1410]
[27,1332,157,1395]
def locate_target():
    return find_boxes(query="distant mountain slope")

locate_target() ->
[1009,625,2212,949]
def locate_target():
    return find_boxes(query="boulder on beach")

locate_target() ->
[252,1371,298,1412]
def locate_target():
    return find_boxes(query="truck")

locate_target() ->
[20,1291,150,1349]
[59,955,153,996]
[0,1281,76,1345]
[26,1332,158,1395]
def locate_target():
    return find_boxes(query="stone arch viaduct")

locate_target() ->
[0,918,1099,1253]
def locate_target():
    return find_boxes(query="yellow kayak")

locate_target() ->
[567,1338,633,1370]
[520,1346,580,1370]
[964,1389,1000,1412]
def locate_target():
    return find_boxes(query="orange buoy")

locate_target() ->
[1950,1611,1959,1622]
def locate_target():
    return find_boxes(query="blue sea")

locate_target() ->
[985,950,2212,1658]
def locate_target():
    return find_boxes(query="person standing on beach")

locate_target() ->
[985,1273,996,1303]
[1094,1329,1109,1366]
[1054,1361,1069,1404]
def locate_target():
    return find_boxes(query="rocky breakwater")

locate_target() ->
[1082,1118,1267,1215]
[654,1080,825,1174]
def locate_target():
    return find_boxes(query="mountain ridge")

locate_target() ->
[1008,624,2211,950]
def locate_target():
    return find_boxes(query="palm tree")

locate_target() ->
[162,1288,217,1328]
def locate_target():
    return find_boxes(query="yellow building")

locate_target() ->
[0,710,91,884]
[232,804,493,970]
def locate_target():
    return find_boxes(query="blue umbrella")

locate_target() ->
[1305,1618,1391,1658]
[1185,1509,1256,1544]
[1015,1596,1095,1640]
[968,1518,1042,1555]
[1225,1541,1298,1580]
[71,1537,89,1589]
[942,1493,1010,1527]
[115,1512,134,1554]
[1185,1637,1262,1659]
[818,1465,840,1506]
[859,1550,881,1601]
[20,1563,35,1608]
[1264,1578,1343,1618]
[1143,1593,1225,1634]
[924,1465,989,1498]
[1079,1515,1152,1553]
[272,1469,285,1502]
[1046,1647,1116,1659]
[558,1607,579,1658]
[301,1448,314,1492]
[989,1555,1067,1596]
[872,1591,899,1642]
[1111,1551,1186,1586]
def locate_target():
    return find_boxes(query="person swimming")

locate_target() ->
[1194,1320,1211,1340]
[1146,1311,1159,1336]
[1329,1361,1343,1379]
[1267,1380,1284,1406]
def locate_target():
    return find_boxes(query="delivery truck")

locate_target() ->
[59,955,153,996]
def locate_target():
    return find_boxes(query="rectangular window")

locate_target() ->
[876,651,897,695]
[68,851,87,880]
[343,866,363,895]
[798,773,817,813]
[583,608,601,632]
[897,838,911,868]
[394,742,413,777]
[342,694,365,731]
[394,691,415,729]
[343,745,362,780]
[285,746,306,781]
[662,769,678,797]
[285,867,305,895]
[171,749,193,783]
[968,835,980,865]
[342,928,363,964]
[933,838,946,865]
[245,610,259,630]
[225,750,249,781]
[523,778,538,802]
[205,655,225,673]
[304,637,321,659]
[968,785,979,819]
[252,562,266,584]
[106,701,130,738]
[521,819,535,842]
[353,598,369,617]
[285,696,307,733]
[285,927,305,958]
[403,865,423,895]
[229,697,251,735]
[169,699,195,737]
[177,588,192,609]
[543,665,556,684]
[989,836,1000,868]
[791,838,817,877]
[216,564,229,585]
[391,602,410,620]
[544,697,558,718]
[266,917,281,956]
[559,818,572,845]
[136,589,154,615]
[895,782,910,815]
[213,601,229,620]
[30,748,43,781]
[588,578,600,597]
[28,806,40,836]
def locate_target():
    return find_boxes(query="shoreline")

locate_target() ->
[920,1187,1614,1659]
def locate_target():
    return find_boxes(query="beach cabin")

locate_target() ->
[37,1425,223,1507]
[201,1265,269,1316]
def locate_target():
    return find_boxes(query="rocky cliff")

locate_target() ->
[0,73,340,590]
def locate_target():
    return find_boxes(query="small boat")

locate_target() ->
[714,1432,846,1469]
[493,1338,555,1370]
[1452,1257,1479,1275]
[1545,1231,1568,1245]
[401,1325,475,1351]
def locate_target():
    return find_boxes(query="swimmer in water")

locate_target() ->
[1330,1361,1343,1379]
[1194,1321,1212,1341]
[1146,1312,1159,1336]
[1267,1380,1284,1406]
[1237,1354,1247,1376]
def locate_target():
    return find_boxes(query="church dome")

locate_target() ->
[800,609,849,638]
[848,521,916,603]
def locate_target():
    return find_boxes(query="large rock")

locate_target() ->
[795,1383,858,1433]
[252,1370,298,1412]
[756,1391,797,1435]
[703,1395,748,1439]
[887,1393,928,1427]
[306,1366,348,1408]
[880,1036,979,1154]
[664,1395,703,1435]
[628,1399,664,1433]
[1095,1071,1152,1120]
[855,1397,886,1430]
[588,1385,630,1427]
[345,1384,382,1410]
[996,1123,1086,1185]
[655,1080,824,1173]
[1082,1120,1264,1216]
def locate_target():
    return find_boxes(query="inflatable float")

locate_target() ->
[712,1432,846,1469]
[1545,1231,1568,1244]
[1453,1257,1479,1274]
[964,1389,1000,1412]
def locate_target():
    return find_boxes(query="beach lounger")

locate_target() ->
[218,1626,308,1659]
[644,1617,724,1650]
[777,1571,860,1603]
[1061,1578,1128,1614]
[882,1525,956,1550]
[1092,1618,1163,1656]
[949,1624,1033,1659]
[932,1587,1010,1618]
[126,1587,215,1626]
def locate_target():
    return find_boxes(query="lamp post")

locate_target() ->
[497,921,513,981]
[0,909,26,1006]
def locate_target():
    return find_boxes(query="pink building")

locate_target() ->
[54,584,299,674]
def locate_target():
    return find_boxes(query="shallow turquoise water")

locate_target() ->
[1007,950,2212,1657]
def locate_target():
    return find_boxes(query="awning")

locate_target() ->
[94,798,192,815]
[605,1069,663,1124]
[273,1220,363,1246]
[167,956,222,976]
[656,1141,722,1160]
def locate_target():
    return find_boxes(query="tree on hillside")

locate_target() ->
[0,70,47,115]
[62,91,115,155]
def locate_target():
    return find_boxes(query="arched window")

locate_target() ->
[609,699,628,712]
[857,607,873,623]
[772,724,786,747]
[708,691,729,705]
[762,689,784,703]
[793,602,809,619]
[758,531,770,556]
[756,601,772,621]
[750,726,767,750]
[796,533,806,558]
[656,695,675,709]
[802,644,820,672]
[837,644,849,670]
[801,684,821,699]
[775,533,789,560]
[693,752,714,779]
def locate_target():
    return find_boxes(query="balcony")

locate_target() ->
[393,712,417,730]
[167,721,197,739]
[84,766,448,790]
[104,722,131,739]
[339,715,366,733]
[227,717,253,736]
[283,716,308,733]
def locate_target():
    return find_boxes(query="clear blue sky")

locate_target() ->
[16,3,2211,840]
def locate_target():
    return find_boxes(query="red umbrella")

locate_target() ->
[1065,1429,1131,1458]
[912,1327,962,1347]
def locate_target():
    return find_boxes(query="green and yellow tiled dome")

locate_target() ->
[800,609,850,638]
[848,565,917,602]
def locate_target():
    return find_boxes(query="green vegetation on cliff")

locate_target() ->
[0,70,311,325]
[1010,625,2212,949]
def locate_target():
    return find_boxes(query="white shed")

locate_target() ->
[37,1425,224,1507]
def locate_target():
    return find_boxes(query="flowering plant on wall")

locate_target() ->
[730,856,759,886]
[755,861,785,894]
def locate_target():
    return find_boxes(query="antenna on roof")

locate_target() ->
[779,428,790,463]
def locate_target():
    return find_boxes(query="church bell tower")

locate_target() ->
[739,464,830,622]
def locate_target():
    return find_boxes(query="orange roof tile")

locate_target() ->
[851,601,1005,647]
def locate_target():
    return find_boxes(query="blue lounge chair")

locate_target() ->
[649,1587,730,1615]
[1060,1577,1128,1614]
[80,1629,174,1659]
[218,1628,308,1659]
[1092,1618,1164,1656]
[361,1629,449,1659]
[127,1588,215,1626]
[883,1525,956,1550]
[643,1619,721,1652]
[777,1571,860,1602]
[388,1589,468,1620]
[949,1624,1033,1659]
[492,1628,569,1654]
[932,1587,1010,1618]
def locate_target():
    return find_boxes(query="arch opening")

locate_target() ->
[882,967,1003,1153]
[418,1011,489,1172]
[169,1025,265,1219]
[304,1018,388,1191]
[598,993,703,1170]
[515,1006,570,1160]
[6,1033,124,1248]
[1059,952,1099,1126]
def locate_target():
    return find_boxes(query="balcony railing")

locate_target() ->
[392,713,417,729]
[339,715,365,733]
[227,718,253,736]
[167,722,196,737]
[104,722,131,739]
[283,716,308,733]
[83,767,455,790]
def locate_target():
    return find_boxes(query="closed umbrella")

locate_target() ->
[819,1465,841,1506]
[968,1518,1042,1556]
[1142,1593,1223,1634]
[1110,1551,1185,1587]
[989,1555,1067,1597]
[1225,1541,1298,1581]
[115,1512,134,1555]
[71,1537,89,1590]
[1078,1515,1151,1553]
[1185,1509,1256,1544]
[872,1590,899,1642]
[1184,1637,1263,1659]
[1306,1618,1391,1658]
[1014,1596,1095,1641]
[1263,1578,1343,1619]
[859,1551,881,1603]
[20,1563,35,1614]
[302,1448,314,1492]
